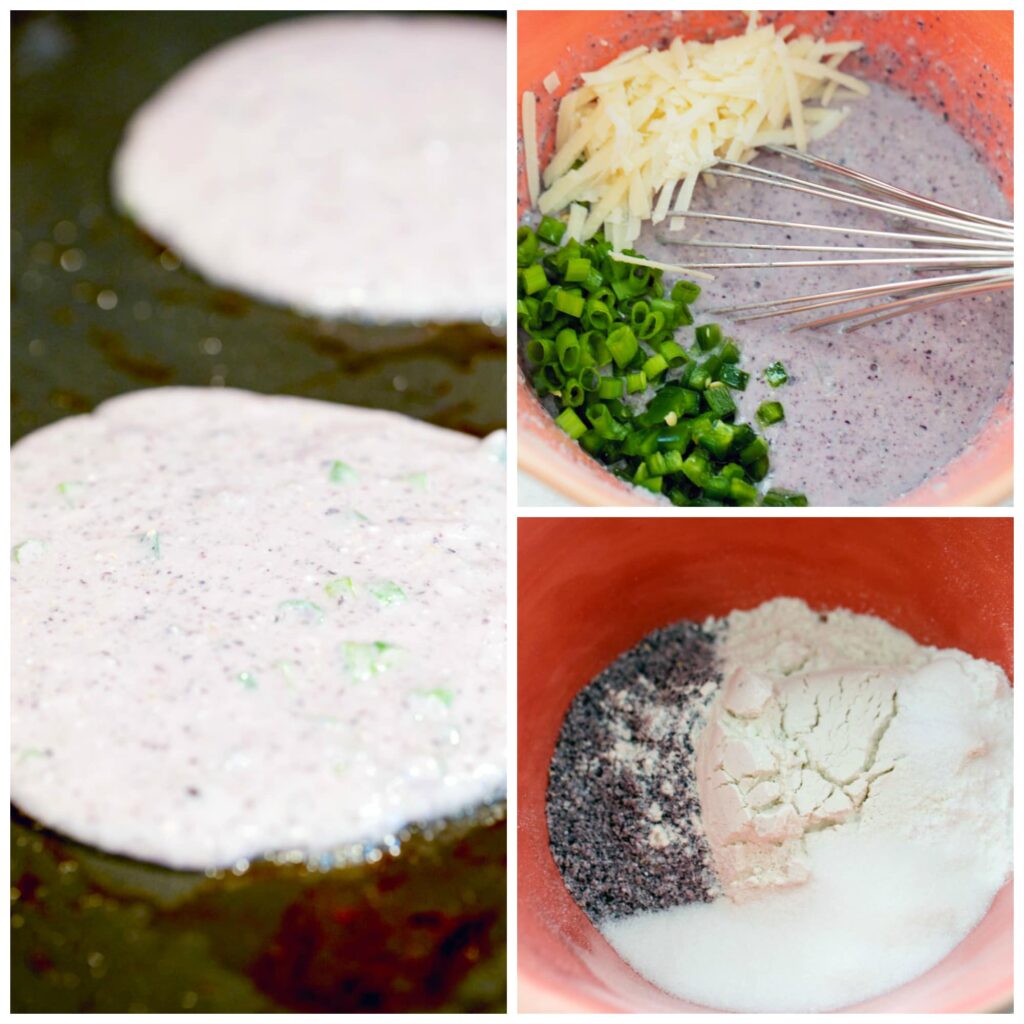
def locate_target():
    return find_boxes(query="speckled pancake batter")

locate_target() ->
[112,15,505,322]
[11,387,505,870]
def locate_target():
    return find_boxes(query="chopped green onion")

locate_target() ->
[645,451,668,476]
[657,340,689,368]
[671,280,702,305]
[763,488,809,506]
[757,401,786,426]
[637,385,699,428]
[369,580,407,606]
[584,297,614,332]
[592,334,613,367]
[12,539,45,565]
[720,339,741,364]
[580,366,601,392]
[277,599,325,625]
[541,363,565,390]
[563,378,585,407]
[140,529,161,559]
[642,353,669,380]
[695,323,722,352]
[718,363,749,390]
[662,449,685,473]
[324,576,357,600]
[555,407,587,439]
[526,336,553,365]
[748,455,770,482]
[586,404,629,441]
[237,671,258,691]
[341,641,400,681]
[517,226,539,268]
[729,478,759,505]
[329,460,357,484]
[564,257,591,283]
[656,421,692,451]
[629,300,650,328]
[739,436,770,466]
[57,480,86,505]
[537,215,567,245]
[765,361,789,387]
[702,353,723,380]
[703,474,731,501]
[687,362,712,391]
[695,419,736,459]
[597,375,624,400]
[521,264,548,295]
[681,450,711,488]
[704,382,736,418]
[555,288,585,319]
[607,324,638,368]
[416,687,455,707]
[555,328,580,371]
[626,370,647,394]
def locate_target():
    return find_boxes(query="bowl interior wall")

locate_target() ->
[517,516,1013,1012]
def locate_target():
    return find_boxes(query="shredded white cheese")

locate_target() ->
[609,251,715,282]
[534,15,867,247]
[543,70,561,94]
[522,90,540,207]
[564,201,588,243]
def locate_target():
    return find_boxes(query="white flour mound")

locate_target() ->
[112,15,505,322]
[602,598,1012,1012]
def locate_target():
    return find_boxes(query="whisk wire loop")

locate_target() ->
[672,147,1013,329]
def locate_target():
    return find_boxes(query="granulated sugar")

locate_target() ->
[545,621,720,922]
[603,825,1005,1012]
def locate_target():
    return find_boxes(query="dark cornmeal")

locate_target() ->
[546,621,721,924]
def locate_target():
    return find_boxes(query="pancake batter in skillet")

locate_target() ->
[111,15,506,323]
[11,387,506,870]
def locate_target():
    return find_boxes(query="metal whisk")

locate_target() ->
[664,145,1014,332]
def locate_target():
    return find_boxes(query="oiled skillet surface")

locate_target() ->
[11,11,505,445]
[11,808,507,1012]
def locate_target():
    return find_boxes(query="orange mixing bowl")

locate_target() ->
[517,10,1013,506]
[518,517,1013,1011]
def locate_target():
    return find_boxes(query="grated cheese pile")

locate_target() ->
[524,13,868,250]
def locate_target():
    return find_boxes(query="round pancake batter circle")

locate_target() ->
[112,15,506,323]
[11,387,505,869]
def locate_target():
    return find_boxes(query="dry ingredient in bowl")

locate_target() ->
[11,387,505,870]
[548,598,1012,1012]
